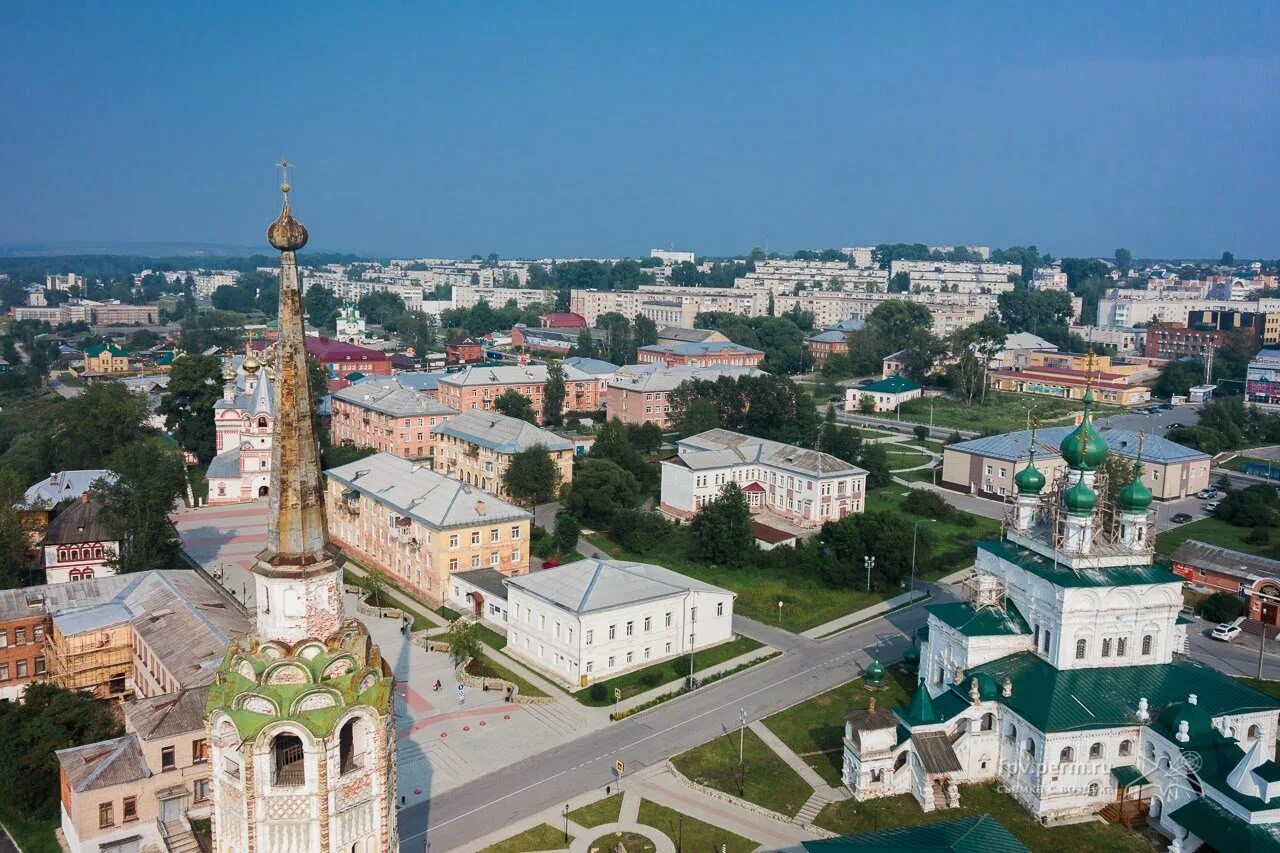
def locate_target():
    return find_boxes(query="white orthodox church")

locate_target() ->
[207,349,274,505]
[335,301,368,345]
[844,389,1280,851]
[205,174,398,853]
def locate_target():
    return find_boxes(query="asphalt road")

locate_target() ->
[1184,613,1280,680]
[396,590,946,851]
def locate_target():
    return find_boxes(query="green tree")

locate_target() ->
[502,444,561,507]
[634,315,658,347]
[563,459,642,527]
[444,618,483,667]
[913,424,930,444]
[357,291,406,326]
[866,301,933,355]
[897,328,948,383]
[212,284,256,313]
[859,443,892,486]
[675,397,719,436]
[363,566,389,607]
[44,382,156,472]
[690,482,755,567]
[303,284,341,330]
[1153,359,1204,399]
[542,360,566,426]
[0,683,123,819]
[553,512,581,554]
[158,354,224,465]
[609,509,670,555]
[1114,248,1132,275]
[1201,591,1244,623]
[596,312,634,365]
[573,327,596,359]
[1221,251,1235,267]
[493,390,538,423]
[0,466,34,587]
[95,437,187,572]
[859,393,875,414]
[996,289,1073,334]
[947,315,1008,404]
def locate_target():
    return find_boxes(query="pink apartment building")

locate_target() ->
[606,365,764,429]
[435,363,601,423]
[329,376,458,460]
[635,341,765,368]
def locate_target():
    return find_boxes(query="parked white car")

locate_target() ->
[1211,620,1244,642]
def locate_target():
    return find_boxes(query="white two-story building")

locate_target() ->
[502,558,735,688]
[660,428,867,529]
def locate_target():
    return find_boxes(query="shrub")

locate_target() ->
[611,508,671,555]
[1247,526,1272,546]
[589,683,608,702]
[1201,591,1246,623]
[902,488,952,520]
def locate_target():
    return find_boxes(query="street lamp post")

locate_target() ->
[864,555,875,592]
[562,804,570,842]
[739,708,747,765]
[688,632,695,689]
[910,520,936,597]
[777,599,783,626]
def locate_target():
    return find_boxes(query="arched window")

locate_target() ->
[93,546,104,559]
[217,484,227,496]
[258,416,268,428]
[1142,635,1153,655]
[1088,782,1101,797]
[1145,742,1156,761]
[1119,739,1133,757]
[1005,722,1017,742]
[1076,639,1087,659]
[871,769,884,782]
[272,733,306,786]
[1102,638,1112,658]
[82,568,94,579]
[1249,724,1261,742]
[980,713,994,732]
[893,752,908,772]
[69,568,81,581]
[1023,737,1036,757]
[339,718,365,775]
[1160,754,1172,770]
[1060,746,1075,763]
[1089,742,1104,759]
[1116,637,1127,657]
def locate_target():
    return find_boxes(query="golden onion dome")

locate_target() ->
[242,351,261,374]
[267,184,308,252]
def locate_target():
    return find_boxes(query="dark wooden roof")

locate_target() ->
[42,496,113,546]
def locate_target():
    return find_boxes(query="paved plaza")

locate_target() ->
[173,502,611,804]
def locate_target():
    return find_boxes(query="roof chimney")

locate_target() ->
[1001,675,1013,698]
[81,491,89,504]
[1188,693,1198,705]
[49,472,58,485]
[475,500,487,516]
[868,698,876,714]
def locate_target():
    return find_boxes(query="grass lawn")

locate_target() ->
[865,485,1002,578]
[566,794,622,828]
[478,823,571,853]
[816,782,1151,852]
[1155,517,1280,561]
[1237,676,1280,701]
[467,653,550,698]
[884,446,933,471]
[898,468,940,485]
[672,726,814,817]
[58,371,83,387]
[895,390,1122,435]
[476,622,508,651]
[0,803,60,853]
[585,529,883,633]
[574,636,764,706]
[636,799,759,853]
[763,665,915,787]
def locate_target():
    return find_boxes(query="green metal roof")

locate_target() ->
[900,681,941,726]
[862,375,921,395]
[927,600,1031,637]
[1170,797,1280,852]
[1257,761,1280,784]
[85,342,127,357]
[1110,765,1149,787]
[979,539,1180,588]
[802,815,1027,853]
[961,651,1280,733]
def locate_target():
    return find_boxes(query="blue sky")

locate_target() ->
[2,2,1277,259]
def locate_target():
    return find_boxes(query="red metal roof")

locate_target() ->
[540,312,587,328]
[254,337,390,363]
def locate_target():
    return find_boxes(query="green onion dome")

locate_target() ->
[903,644,920,665]
[1015,461,1046,494]
[1119,463,1153,513]
[866,660,886,681]
[1063,479,1097,515]
[1059,390,1108,471]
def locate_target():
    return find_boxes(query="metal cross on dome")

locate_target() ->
[275,158,294,191]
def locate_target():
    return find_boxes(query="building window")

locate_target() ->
[34,657,45,675]
[644,647,651,660]
[608,625,616,640]
[490,528,500,543]
[586,629,594,645]
[1142,635,1153,655]
[1075,639,1087,659]
[471,531,481,546]
[607,656,615,668]
[1116,637,1127,657]
[1101,638,1112,658]
[0,664,7,680]
[626,651,633,664]
[449,534,459,549]
[690,607,697,623]
[0,630,6,647]
[14,628,25,644]
[162,746,176,771]
[1119,739,1133,757]
[449,558,458,571]
[625,621,633,637]
[471,555,480,568]
[512,526,522,539]
[665,642,671,654]
[490,552,499,566]
[99,802,114,828]
[33,624,43,641]
[586,661,593,673]
[193,739,208,764]
[716,602,724,617]
[14,660,26,678]
[122,795,137,822]
[512,549,520,562]
[1089,742,1104,759]
[643,616,651,631]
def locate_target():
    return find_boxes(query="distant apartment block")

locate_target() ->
[329,376,457,460]
[46,272,85,292]
[435,363,600,422]
[889,260,1020,294]
[191,270,240,298]
[650,248,696,265]
[635,340,764,369]
[1030,267,1069,291]
[453,286,557,311]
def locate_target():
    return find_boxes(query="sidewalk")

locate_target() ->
[612,644,779,715]
[801,588,929,639]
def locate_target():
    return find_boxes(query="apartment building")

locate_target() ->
[254,336,392,379]
[734,259,889,293]
[650,249,696,264]
[325,452,533,604]
[606,365,763,428]
[453,286,557,311]
[0,589,51,701]
[1247,349,1280,409]
[773,291,994,335]
[191,270,240,298]
[562,356,618,408]
[1143,323,1226,360]
[435,363,600,422]
[1096,294,1280,328]
[841,247,876,268]
[504,558,735,687]
[329,376,458,460]
[1030,267,1069,291]
[431,409,575,500]
[47,273,86,292]
[571,287,766,327]
[1069,325,1144,354]
[635,340,764,368]
[660,428,867,528]
[889,260,1021,294]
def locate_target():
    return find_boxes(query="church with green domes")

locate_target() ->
[842,388,1280,852]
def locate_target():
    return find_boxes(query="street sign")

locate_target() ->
[614,688,621,701]
[456,683,465,694]
[615,760,624,776]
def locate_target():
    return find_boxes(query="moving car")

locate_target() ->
[1204,501,1221,513]
[1170,513,1194,523]
[1211,618,1245,642]
[1196,488,1219,500]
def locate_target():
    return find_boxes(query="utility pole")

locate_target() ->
[739,708,747,765]
[864,555,876,592]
